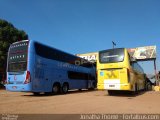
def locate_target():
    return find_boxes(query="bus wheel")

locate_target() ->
[133,84,138,95]
[136,84,138,93]
[62,83,69,94]
[89,82,96,90]
[52,83,60,94]
[147,83,152,91]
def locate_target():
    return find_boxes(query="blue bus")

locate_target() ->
[5,40,96,95]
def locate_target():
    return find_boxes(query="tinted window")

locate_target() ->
[34,42,93,68]
[131,62,144,73]
[35,42,78,63]
[8,62,27,72]
[8,41,29,72]
[99,48,124,63]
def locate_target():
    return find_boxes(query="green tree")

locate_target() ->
[0,19,28,79]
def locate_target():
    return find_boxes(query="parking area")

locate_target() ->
[0,89,160,114]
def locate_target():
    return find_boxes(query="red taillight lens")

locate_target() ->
[24,71,31,84]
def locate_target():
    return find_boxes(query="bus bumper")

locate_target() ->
[5,84,32,92]
[120,83,132,90]
[97,83,132,90]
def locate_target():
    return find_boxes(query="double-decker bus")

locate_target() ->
[5,40,96,95]
[97,48,146,95]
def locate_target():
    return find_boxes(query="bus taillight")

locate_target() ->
[24,71,31,84]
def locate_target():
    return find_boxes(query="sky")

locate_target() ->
[0,0,160,74]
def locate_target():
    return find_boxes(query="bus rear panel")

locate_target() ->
[97,48,132,91]
[6,40,32,91]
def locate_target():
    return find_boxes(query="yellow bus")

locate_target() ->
[97,48,146,95]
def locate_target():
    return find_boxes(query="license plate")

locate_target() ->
[109,85,115,87]
[12,86,17,89]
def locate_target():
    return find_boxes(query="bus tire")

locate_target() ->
[136,84,138,93]
[144,82,148,91]
[133,84,138,95]
[147,83,152,91]
[62,83,69,94]
[88,82,95,90]
[52,83,60,94]
[92,82,96,89]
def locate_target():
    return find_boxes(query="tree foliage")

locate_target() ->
[0,19,28,73]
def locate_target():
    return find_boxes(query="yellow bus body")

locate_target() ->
[97,48,145,92]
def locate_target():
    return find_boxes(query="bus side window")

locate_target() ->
[130,61,137,72]
[131,61,144,74]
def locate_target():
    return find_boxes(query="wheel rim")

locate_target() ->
[53,85,58,93]
[63,85,68,93]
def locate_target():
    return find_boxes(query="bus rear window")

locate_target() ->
[7,41,29,72]
[8,41,28,62]
[8,62,27,72]
[99,48,124,63]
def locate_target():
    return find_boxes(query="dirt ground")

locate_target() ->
[0,89,160,114]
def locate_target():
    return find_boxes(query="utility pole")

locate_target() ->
[112,41,116,49]
[153,59,159,85]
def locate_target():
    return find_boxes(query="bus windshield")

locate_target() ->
[7,41,29,72]
[99,48,124,63]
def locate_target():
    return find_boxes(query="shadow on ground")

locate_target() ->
[22,89,97,97]
[105,90,149,98]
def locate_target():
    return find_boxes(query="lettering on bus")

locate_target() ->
[79,55,97,61]
[75,59,88,66]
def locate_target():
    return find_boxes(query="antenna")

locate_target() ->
[112,41,116,48]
